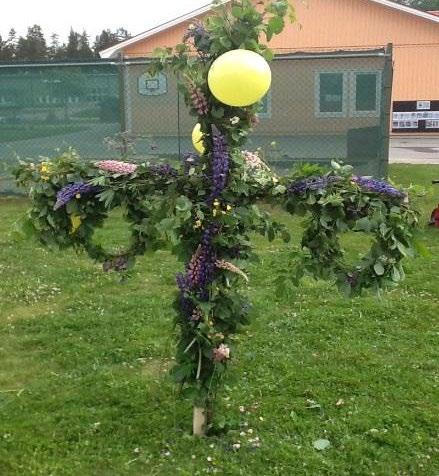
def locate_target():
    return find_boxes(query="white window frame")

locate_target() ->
[314,71,348,118]
[350,70,382,117]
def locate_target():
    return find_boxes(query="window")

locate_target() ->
[258,90,272,119]
[315,70,381,118]
[315,72,346,117]
[352,71,381,116]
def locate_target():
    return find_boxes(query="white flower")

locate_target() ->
[230,116,240,125]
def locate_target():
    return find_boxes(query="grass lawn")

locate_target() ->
[0,165,438,475]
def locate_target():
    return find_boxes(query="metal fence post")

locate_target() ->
[177,73,182,161]
[379,43,394,178]
[118,53,127,134]
[118,52,128,158]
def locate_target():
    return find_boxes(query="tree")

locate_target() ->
[78,31,93,59]
[0,35,6,60]
[16,25,47,61]
[48,33,65,60]
[65,28,80,59]
[0,29,17,60]
[93,28,131,56]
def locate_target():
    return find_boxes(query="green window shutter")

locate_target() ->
[355,73,377,112]
[319,73,344,113]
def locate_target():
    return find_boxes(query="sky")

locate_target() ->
[1,0,209,43]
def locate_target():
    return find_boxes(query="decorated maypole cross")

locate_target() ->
[15,0,418,437]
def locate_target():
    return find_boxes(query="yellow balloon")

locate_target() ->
[208,49,271,107]
[192,123,205,154]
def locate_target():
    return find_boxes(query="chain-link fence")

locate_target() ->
[0,46,392,194]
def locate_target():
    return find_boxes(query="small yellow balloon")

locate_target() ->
[192,123,205,154]
[208,49,272,107]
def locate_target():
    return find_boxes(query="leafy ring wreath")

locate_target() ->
[283,170,418,296]
[17,156,180,273]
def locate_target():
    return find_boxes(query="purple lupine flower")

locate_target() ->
[207,132,230,204]
[176,273,195,318]
[54,182,100,210]
[148,163,178,178]
[352,176,405,199]
[287,176,341,195]
[186,225,218,290]
[175,224,219,319]
[183,22,211,58]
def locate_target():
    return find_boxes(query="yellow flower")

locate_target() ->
[193,219,202,229]
[75,193,81,199]
[213,209,218,217]
[70,215,82,233]
[213,199,220,208]
[226,204,232,212]
[40,161,52,176]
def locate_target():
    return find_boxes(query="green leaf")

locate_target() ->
[219,36,232,48]
[231,5,243,18]
[211,106,225,119]
[98,189,115,208]
[273,184,287,195]
[355,217,372,232]
[391,266,401,282]
[268,16,285,35]
[373,262,385,276]
[261,48,274,61]
[175,196,192,213]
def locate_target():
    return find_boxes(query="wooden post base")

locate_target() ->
[193,406,207,436]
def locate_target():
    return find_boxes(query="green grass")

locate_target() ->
[0,165,438,475]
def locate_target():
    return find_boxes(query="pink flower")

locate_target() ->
[242,150,269,170]
[96,160,138,175]
[213,344,230,363]
[188,82,209,116]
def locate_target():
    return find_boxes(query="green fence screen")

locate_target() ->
[0,46,392,194]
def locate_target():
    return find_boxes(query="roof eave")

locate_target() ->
[99,1,230,59]
[369,0,439,23]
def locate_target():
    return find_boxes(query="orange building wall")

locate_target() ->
[121,0,439,102]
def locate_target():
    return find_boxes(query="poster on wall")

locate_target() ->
[392,120,419,129]
[426,120,439,129]
[393,111,439,121]
[392,100,439,132]
[416,100,431,110]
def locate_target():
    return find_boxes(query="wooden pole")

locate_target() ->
[193,406,207,436]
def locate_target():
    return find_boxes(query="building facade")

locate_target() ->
[101,0,439,133]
